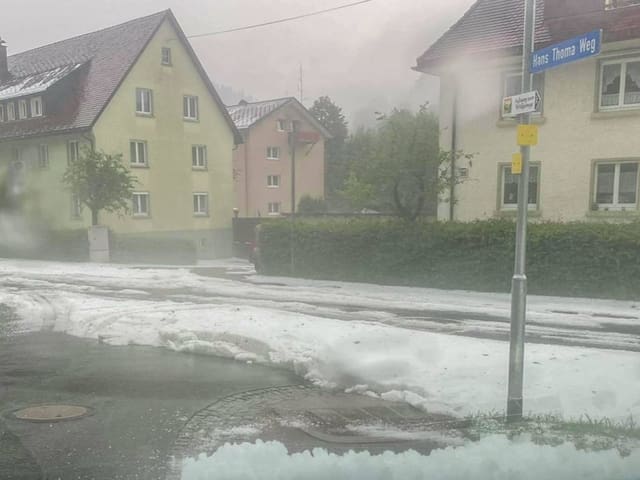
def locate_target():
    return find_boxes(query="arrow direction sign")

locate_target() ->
[502,90,541,117]
[531,29,602,74]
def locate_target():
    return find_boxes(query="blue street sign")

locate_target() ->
[531,29,602,74]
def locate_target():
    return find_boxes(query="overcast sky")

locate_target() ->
[3,0,474,128]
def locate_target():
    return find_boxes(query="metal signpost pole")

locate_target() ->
[507,0,536,422]
[289,122,297,274]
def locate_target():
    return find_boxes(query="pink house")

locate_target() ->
[227,98,331,217]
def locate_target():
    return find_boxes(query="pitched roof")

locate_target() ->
[415,0,552,72]
[226,98,292,129]
[0,10,241,143]
[227,97,332,138]
[0,63,83,101]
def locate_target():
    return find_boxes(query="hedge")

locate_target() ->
[258,218,640,300]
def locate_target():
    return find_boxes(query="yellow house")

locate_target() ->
[0,10,242,258]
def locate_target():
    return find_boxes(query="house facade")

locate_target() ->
[227,98,330,217]
[415,0,640,222]
[0,10,241,258]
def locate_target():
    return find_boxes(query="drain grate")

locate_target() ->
[12,405,91,423]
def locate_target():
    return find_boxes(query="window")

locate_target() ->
[71,194,83,219]
[132,192,150,217]
[7,102,15,121]
[192,145,207,169]
[605,0,640,10]
[266,146,280,160]
[501,164,540,209]
[18,100,27,119]
[136,88,153,115]
[193,193,209,216]
[68,141,80,163]
[31,97,43,117]
[600,58,640,109]
[267,175,281,187]
[183,95,199,120]
[502,72,544,116]
[268,202,281,215]
[594,161,639,210]
[161,47,172,65]
[130,140,148,166]
[277,119,291,132]
[0,104,4,122]
[38,145,49,169]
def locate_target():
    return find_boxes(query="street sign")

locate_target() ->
[517,124,538,146]
[502,90,541,117]
[512,153,523,175]
[531,29,602,74]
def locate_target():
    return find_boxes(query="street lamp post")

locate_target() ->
[289,121,298,273]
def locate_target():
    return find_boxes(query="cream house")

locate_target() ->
[0,10,241,258]
[414,0,640,222]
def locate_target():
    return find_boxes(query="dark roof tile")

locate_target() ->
[415,0,552,71]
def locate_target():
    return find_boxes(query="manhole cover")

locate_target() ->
[12,405,91,423]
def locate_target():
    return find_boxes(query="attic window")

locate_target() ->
[31,97,43,117]
[18,100,27,120]
[161,47,172,66]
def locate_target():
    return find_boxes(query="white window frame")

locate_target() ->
[266,146,280,160]
[267,202,281,216]
[30,97,43,117]
[599,57,640,111]
[161,47,172,66]
[193,193,209,216]
[38,144,49,169]
[68,141,80,164]
[502,71,544,117]
[593,161,639,210]
[277,119,292,132]
[130,140,148,167]
[192,145,207,169]
[7,102,15,121]
[0,104,5,122]
[135,88,153,115]
[500,164,540,211]
[183,95,199,120]
[18,100,27,120]
[132,192,150,217]
[267,174,281,188]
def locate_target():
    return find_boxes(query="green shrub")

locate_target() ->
[259,218,640,299]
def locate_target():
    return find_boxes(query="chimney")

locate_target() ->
[0,38,8,83]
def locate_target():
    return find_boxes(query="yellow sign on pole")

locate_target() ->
[512,153,523,174]
[517,124,538,146]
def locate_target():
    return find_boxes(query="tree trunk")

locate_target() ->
[91,208,99,226]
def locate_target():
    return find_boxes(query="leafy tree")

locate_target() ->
[63,147,137,226]
[297,195,328,214]
[309,96,349,209]
[342,104,471,221]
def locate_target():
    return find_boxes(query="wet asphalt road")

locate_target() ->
[0,332,301,480]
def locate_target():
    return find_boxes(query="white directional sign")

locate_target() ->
[502,90,541,118]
